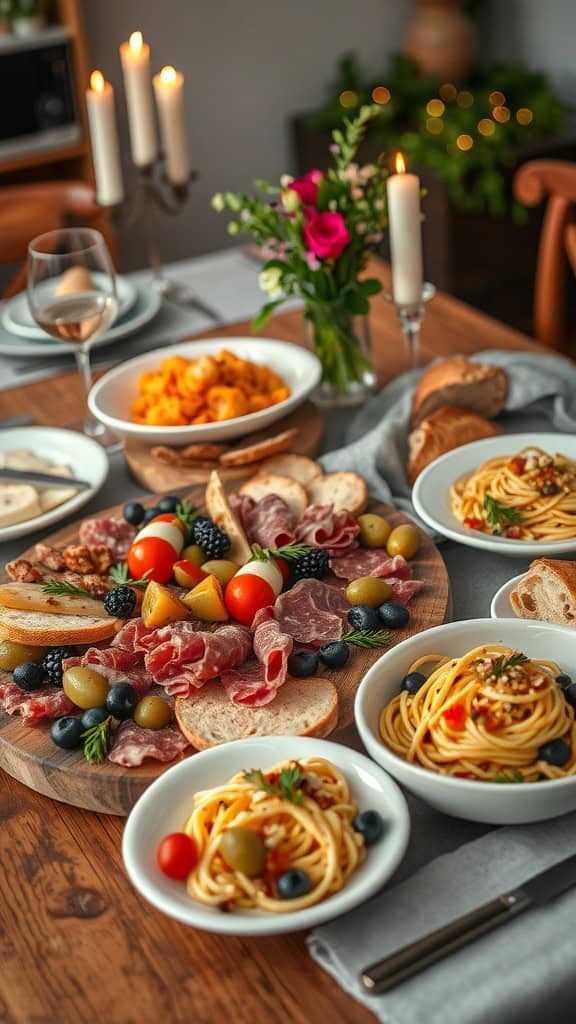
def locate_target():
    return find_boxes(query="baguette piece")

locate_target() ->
[412,357,508,426]
[175,677,339,750]
[306,472,368,515]
[239,473,309,519]
[205,469,251,565]
[0,582,107,618]
[0,608,123,645]
[407,405,501,485]
[510,559,576,625]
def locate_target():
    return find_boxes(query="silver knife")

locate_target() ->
[0,468,91,491]
[360,851,576,995]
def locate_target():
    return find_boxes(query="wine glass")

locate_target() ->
[27,227,118,442]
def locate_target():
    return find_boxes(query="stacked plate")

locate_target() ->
[0,274,161,358]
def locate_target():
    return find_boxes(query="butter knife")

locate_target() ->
[360,851,576,995]
[0,468,91,491]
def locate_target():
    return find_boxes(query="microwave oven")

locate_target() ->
[0,26,81,163]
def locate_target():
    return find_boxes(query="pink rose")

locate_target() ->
[289,169,323,206]
[303,210,350,260]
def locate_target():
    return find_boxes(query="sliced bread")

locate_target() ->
[510,559,576,626]
[306,472,368,515]
[0,607,123,645]
[219,429,298,467]
[411,357,508,426]
[175,677,339,750]
[0,582,107,618]
[238,473,309,519]
[407,406,501,485]
[255,453,322,485]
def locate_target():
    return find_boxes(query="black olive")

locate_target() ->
[13,661,45,691]
[287,651,319,678]
[556,674,573,690]
[105,682,138,720]
[556,675,576,709]
[538,738,571,766]
[318,641,350,669]
[141,506,161,526]
[277,869,311,899]
[540,481,560,496]
[378,601,410,630]
[123,501,145,526]
[347,605,381,632]
[157,495,181,513]
[81,706,110,730]
[401,671,427,695]
[51,716,84,749]
[352,810,385,845]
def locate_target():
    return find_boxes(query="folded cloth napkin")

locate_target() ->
[308,810,576,1024]
[319,349,576,507]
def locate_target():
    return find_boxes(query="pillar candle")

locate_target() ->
[85,71,124,207]
[153,66,190,186]
[386,153,423,305]
[119,30,158,167]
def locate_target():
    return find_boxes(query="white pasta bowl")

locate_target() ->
[412,432,576,558]
[122,735,410,936]
[355,618,576,825]
[88,336,322,444]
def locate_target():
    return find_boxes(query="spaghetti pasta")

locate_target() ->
[379,645,576,782]
[182,757,366,912]
[450,447,576,541]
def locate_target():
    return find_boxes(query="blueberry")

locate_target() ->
[105,682,138,720]
[556,674,573,689]
[81,706,109,730]
[318,640,350,669]
[401,671,427,695]
[157,495,181,513]
[13,661,45,691]
[51,716,84,750]
[141,506,161,526]
[277,869,311,900]
[353,810,385,845]
[378,601,410,630]
[538,738,571,767]
[123,501,145,527]
[288,651,319,678]
[347,605,380,632]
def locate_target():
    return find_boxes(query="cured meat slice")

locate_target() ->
[253,618,293,685]
[111,618,157,653]
[63,648,153,695]
[221,617,293,707]
[295,504,359,557]
[108,721,189,767]
[78,517,135,562]
[232,493,295,549]
[274,579,349,646]
[0,676,74,720]
[144,622,252,697]
[329,550,411,581]
[220,662,276,707]
[387,578,425,604]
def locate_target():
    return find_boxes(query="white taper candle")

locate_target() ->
[85,71,124,207]
[119,30,158,167]
[386,152,423,306]
[153,66,190,186]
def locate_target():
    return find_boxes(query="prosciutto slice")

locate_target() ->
[111,618,156,653]
[231,493,295,549]
[387,578,425,604]
[221,617,294,707]
[295,504,359,557]
[274,579,349,646]
[62,648,153,695]
[108,721,189,767]
[329,550,412,580]
[144,622,252,697]
[0,676,73,720]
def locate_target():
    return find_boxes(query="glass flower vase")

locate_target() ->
[304,298,376,407]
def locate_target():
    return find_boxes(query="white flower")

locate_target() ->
[240,209,250,222]
[280,174,294,188]
[351,187,364,201]
[359,164,376,180]
[356,221,368,234]
[374,198,385,211]
[342,162,361,183]
[258,266,283,299]
[211,192,225,211]
[281,189,300,213]
[328,199,338,211]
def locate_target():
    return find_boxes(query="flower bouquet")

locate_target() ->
[211,105,388,404]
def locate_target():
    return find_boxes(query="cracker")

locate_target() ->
[219,428,297,467]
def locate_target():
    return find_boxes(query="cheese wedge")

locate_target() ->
[0,582,107,618]
[0,484,42,527]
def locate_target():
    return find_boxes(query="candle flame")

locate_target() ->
[90,70,105,93]
[160,65,177,84]
[129,30,143,53]
[395,152,406,174]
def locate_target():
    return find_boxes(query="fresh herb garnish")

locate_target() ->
[176,500,197,528]
[109,563,152,588]
[42,580,92,599]
[344,628,392,649]
[483,494,524,533]
[243,765,304,805]
[81,716,112,764]
[251,542,312,563]
[493,769,525,784]
[492,652,529,678]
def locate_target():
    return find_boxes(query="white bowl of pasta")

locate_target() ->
[412,433,576,557]
[355,618,576,825]
[122,735,410,935]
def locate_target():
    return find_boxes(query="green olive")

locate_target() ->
[345,577,392,607]
[181,544,206,567]
[200,560,238,586]
[133,695,172,730]
[386,524,420,560]
[220,828,267,877]
[0,641,47,671]
[62,666,109,710]
[357,513,392,549]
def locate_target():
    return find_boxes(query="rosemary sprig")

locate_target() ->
[492,652,529,678]
[81,716,112,764]
[493,769,525,784]
[344,628,392,649]
[483,494,524,533]
[42,580,92,599]
[176,500,198,528]
[251,543,312,563]
[243,765,304,805]
[109,563,152,588]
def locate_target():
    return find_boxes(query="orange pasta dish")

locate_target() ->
[131,350,291,427]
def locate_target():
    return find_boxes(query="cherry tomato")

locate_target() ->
[172,559,207,588]
[156,832,198,880]
[127,537,176,583]
[274,557,290,581]
[463,516,483,530]
[150,512,187,538]
[224,574,275,626]
[509,458,526,476]
[442,702,466,730]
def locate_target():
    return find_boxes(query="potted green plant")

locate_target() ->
[12,0,45,37]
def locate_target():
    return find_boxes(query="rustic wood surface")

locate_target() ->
[0,259,546,1024]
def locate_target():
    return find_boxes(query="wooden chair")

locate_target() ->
[514,160,576,351]
[0,181,119,298]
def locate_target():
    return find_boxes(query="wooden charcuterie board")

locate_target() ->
[0,483,451,816]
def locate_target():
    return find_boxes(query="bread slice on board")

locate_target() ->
[411,357,508,426]
[0,582,107,618]
[407,405,501,485]
[306,472,368,515]
[219,429,298,467]
[175,677,339,750]
[239,473,309,519]
[255,453,322,485]
[510,559,576,626]
[205,469,252,565]
[0,607,123,645]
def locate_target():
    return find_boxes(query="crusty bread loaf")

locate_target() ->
[510,559,576,626]
[407,405,501,485]
[0,608,123,645]
[412,357,508,426]
[175,677,339,750]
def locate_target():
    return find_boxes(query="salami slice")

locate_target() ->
[329,550,412,580]
[0,676,74,720]
[234,493,296,549]
[111,619,157,652]
[253,618,293,685]
[220,662,276,707]
[295,504,359,557]
[274,579,349,646]
[144,622,252,697]
[63,648,153,695]
[108,721,189,767]
[78,517,135,562]
[387,578,425,604]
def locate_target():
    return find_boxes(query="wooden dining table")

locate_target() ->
[0,260,547,1024]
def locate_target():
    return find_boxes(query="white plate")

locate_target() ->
[412,432,576,558]
[0,427,108,542]
[89,337,322,444]
[122,736,410,936]
[0,284,161,358]
[1,274,137,339]
[490,574,525,619]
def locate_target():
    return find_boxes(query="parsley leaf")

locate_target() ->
[243,765,304,805]
[492,652,529,678]
[493,769,525,784]
[483,494,524,533]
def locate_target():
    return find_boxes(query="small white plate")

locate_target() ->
[122,735,410,936]
[1,273,136,339]
[0,427,108,542]
[490,574,525,619]
[413,432,576,558]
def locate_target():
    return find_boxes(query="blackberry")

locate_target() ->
[104,585,137,618]
[292,548,329,581]
[193,519,230,559]
[43,646,73,686]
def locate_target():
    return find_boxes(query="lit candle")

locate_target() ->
[153,66,190,186]
[85,70,124,206]
[119,30,158,167]
[386,153,423,305]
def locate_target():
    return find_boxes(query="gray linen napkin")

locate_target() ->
[319,349,576,506]
[308,811,576,1024]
